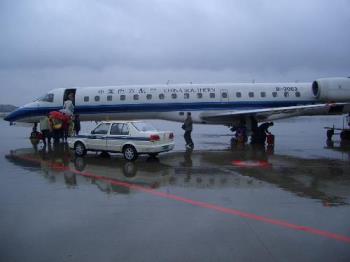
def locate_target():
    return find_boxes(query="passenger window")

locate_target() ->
[133,94,139,100]
[110,124,122,135]
[159,94,165,100]
[210,93,215,98]
[146,94,152,100]
[107,95,112,101]
[171,93,177,99]
[95,96,100,102]
[120,95,126,101]
[260,92,266,98]
[91,123,110,135]
[221,92,228,98]
[197,93,203,99]
[272,92,278,97]
[121,124,129,135]
[184,93,190,99]
[249,92,254,98]
[110,123,128,135]
[236,92,242,98]
[295,91,301,97]
[84,96,89,102]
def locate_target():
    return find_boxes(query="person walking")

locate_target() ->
[182,112,194,149]
[40,116,51,145]
[74,114,81,135]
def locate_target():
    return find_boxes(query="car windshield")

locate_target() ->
[132,122,157,132]
[91,123,111,135]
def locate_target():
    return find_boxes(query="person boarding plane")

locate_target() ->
[4,77,350,141]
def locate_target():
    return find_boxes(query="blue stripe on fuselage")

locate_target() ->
[4,100,315,122]
[4,106,61,122]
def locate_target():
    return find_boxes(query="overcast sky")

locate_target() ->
[0,0,349,105]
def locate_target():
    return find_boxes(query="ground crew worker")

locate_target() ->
[258,122,274,144]
[182,112,194,149]
[74,114,81,135]
[30,124,40,145]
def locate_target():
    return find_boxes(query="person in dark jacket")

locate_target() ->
[74,115,81,135]
[258,122,274,144]
[182,112,194,149]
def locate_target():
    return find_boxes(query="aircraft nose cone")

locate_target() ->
[4,112,12,122]
[4,109,18,122]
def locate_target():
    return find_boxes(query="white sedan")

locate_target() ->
[68,121,175,161]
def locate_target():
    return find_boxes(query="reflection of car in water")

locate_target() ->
[5,145,350,206]
[73,155,173,180]
[5,145,173,191]
[68,121,175,161]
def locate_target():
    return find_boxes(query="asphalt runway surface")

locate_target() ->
[1,117,350,262]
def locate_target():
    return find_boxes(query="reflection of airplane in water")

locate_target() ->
[5,144,350,206]
[325,139,350,161]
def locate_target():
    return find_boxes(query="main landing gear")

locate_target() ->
[230,117,275,148]
[324,113,350,142]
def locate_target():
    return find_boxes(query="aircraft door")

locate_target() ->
[220,89,229,102]
[63,89,76,106]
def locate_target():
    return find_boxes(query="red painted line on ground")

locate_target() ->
[16,154,350,244]
[232,160,272,168]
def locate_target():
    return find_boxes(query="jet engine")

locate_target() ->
[312,77,350,102]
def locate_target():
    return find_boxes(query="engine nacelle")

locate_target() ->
[312,77,350,102]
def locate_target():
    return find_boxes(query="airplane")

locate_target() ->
[4,77,350,134]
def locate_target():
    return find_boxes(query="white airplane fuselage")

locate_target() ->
[5,77,350,127]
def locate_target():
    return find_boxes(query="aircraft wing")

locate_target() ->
[200,103,350,124]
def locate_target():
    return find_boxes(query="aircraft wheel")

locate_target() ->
[340,130,350,140]
[74,142,86,157]
[123,145,138,161]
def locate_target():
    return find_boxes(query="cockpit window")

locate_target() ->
[36,93,54,103]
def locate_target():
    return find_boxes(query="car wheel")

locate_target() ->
[123,145,138,161]
[74,142,86,156]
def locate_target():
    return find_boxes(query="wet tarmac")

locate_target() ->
[1,118,350,261]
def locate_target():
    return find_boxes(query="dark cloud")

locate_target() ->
[0,0,349,104]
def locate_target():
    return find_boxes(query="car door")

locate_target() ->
[87,123,110,151]
[107,123,130,152]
